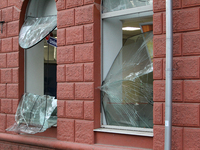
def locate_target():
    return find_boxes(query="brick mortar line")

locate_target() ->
[57,42,95,47]
[57,22,95,30]
[57,62,94,65]
[65,3,96,9]
[154,5,200,13]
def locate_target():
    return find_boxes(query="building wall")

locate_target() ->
[0,0,101,146]
[0,0,24,139]
[153,0,200,149]
[1,0,200,149]
[56,0,102,144]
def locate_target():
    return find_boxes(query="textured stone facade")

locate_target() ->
[1,0,200,149]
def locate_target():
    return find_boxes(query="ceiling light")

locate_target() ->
[122,27,141,31]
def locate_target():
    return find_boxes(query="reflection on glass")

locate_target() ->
[19,16,57,49]
[102,0,153,13]
[101,31,153,128]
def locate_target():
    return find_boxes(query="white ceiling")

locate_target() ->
[122,16,153,40]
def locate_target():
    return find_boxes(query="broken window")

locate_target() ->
[102,0,153,13]
[6,0,57,134]
[19,16,57,49]
[7,93,57,134]
[101,31,153,128]
[101,0,153,131]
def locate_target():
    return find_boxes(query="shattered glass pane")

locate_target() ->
[102,0,153,13]
[19,16,57,49]
[101,31,153,128]
[6,93,57,134]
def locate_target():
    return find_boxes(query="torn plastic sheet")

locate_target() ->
[19,15,57,49]
[101,31,153,128]
[6,93,57,134]
[102,0,153,13]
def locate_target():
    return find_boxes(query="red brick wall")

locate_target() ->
[153,0,200,149]
[4,0,200,149]
[56,0,101,144]
[0,0,101,148]
[0,0,23,136]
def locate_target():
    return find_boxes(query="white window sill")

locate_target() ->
[94,126,153,137]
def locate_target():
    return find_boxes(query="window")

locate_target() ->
[6,0,58,134]
[25,30,57,97]
[100,0,153,132]
[22,0,57,97]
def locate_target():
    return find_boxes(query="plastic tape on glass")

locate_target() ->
[19,16,57,49]
[6,93,57,134]
[102,0,153,13]
[101,31,153,128]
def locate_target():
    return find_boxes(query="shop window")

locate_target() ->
[6,0,57,134]
[100,0,153,132]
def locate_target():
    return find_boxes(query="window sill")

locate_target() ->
[94,126,153,137]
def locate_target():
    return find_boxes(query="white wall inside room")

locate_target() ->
[102,18,122,80]
[25,42,44,95]
[102,15,153,81]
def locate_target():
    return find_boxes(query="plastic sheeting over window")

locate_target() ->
[101,31,153,128]
[102,0,153,13]
[19,16,57,49]
[6,93,57,134]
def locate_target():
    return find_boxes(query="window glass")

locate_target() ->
[6,93,57,134]
[101,31,153,128]
[102,0,153,13]
[101,10,153,129]
[19,16,57,49]
[9,0,58,134]
[9,30,58,134]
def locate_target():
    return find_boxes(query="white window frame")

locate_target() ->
[94,4,154,137]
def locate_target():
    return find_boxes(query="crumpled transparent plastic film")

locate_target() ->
[6,93,57,134]
[19,16,57,49]
[102,0,153,13]
[101,31,153,128]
